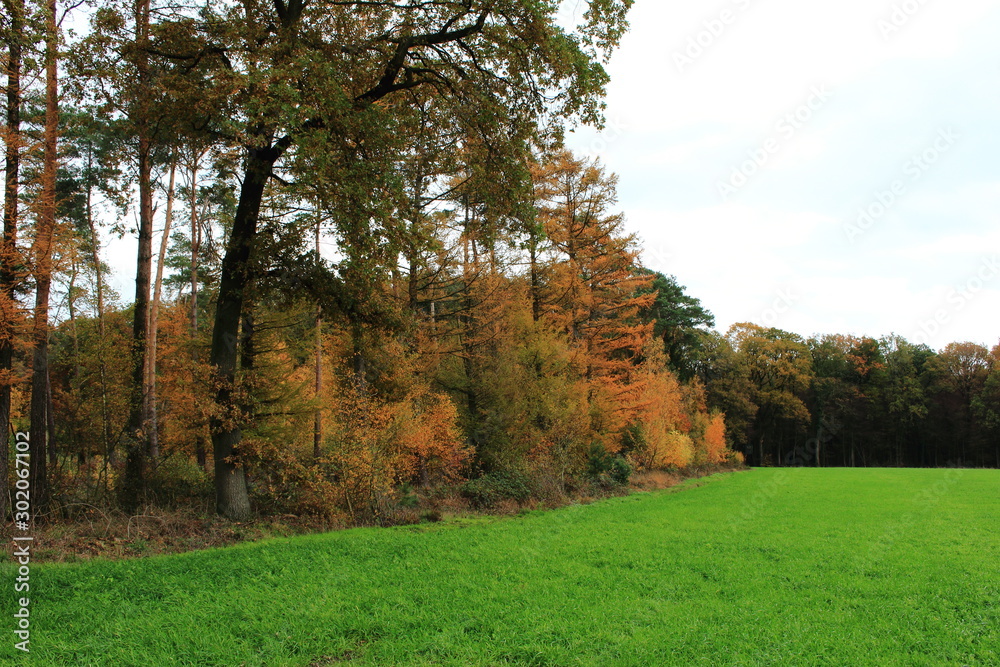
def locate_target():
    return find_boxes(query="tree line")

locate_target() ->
[2,0,743,524]
[2,0,996,527]
[694,326,1000,469]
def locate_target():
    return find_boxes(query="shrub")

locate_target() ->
[146,456,212,506]
[726,449,746,466]
[608,456,632,485]
[397,482,419,509]
[461,470,534,509]
[586,443,632,488]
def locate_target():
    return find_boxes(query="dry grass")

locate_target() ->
[3,464,745,563]
[0,504,332,563]
[630,469,684,490]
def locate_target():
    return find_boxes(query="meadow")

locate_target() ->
[3,468,998,665]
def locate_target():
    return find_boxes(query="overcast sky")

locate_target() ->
[564,0,1000,350]
[91,1,1000,350]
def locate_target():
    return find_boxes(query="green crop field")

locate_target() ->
[3,468,999,665]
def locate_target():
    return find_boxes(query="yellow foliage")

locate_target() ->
[657,430,695,468]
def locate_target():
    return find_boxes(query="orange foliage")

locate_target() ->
[532,150,655,384]
[630,367,694,469]
[154,301,213,463]
[397,389,472,485]
[701,412,728,464]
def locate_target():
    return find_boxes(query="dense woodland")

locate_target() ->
[1,0,997,527]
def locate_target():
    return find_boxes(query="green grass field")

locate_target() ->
[3,468,999,665]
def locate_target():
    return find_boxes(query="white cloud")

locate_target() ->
[565,0,1000,346]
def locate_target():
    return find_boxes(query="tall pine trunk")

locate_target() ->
[186,151,208,469]
[29,0,59,516]
[1,0,25,520]
[459,198,480,452]
[528,225,541,322]
[313,217,322,460]
[85,144,113,467]
[121,0,154,510]
[146,161,175,461]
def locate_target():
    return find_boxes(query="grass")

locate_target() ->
[3,468,999,665]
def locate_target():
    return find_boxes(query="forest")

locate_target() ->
[1,0,998,531]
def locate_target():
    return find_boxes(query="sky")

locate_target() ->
[563,0,1000,350]
[86,0,1000,351]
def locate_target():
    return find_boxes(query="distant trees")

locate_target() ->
[724,324,812,466]
[973,344,1000,467]
[694,325,1000,468]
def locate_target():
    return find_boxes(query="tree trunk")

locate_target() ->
[29,0,59,516]
[186,151,207,469]
[188,148,201,331]
[85,149,114,468]
[459,200,479,450]
[528,230,541,322]
[67,257,82,458]
[45,367,56,465]
[407,250,419,313]
[121,0,154,510]
[351,322,366,390]
[209,148,275,521]
[313,218,322,460]
[0,0,25,521]
[146,161,175,461]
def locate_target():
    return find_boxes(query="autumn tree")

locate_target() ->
[138,0,634,519]
[972,343,1000,467]
[25,0,59,513]
[1,0,28,517]
[532,150,654,390]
